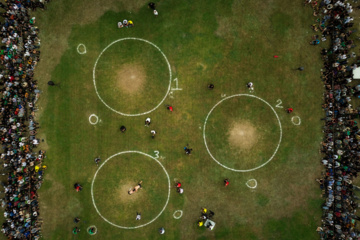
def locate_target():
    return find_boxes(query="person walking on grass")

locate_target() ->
[74,217,80,224]
[224,179,229,187]
[166,105,173,112]
[145,118,151,126]
[94,156,100,166]
[136,212,141,220]
[247,82,254,91]
[151,130,156,138]
[74,183,83,192]
[184,145,192,155]
[120,126,126,133]
[72,227,80,234]
[148,2,156,10]
[159,227,165,234]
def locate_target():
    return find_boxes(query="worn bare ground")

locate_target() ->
[115,64,146,94]
[228,120,260,150]
[33,0,147,118]
[116,182,146,204]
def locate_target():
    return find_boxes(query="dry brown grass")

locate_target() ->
[116,182,146,204]
[228,120,259,150]
[32,0,147,118]
[115,63,146,94]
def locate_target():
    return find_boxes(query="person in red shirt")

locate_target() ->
[224,179,229,187]
[166,105,173,112]
[287,108,293,113]
[176,182,181,188]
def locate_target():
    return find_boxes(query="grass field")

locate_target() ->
[29,0,326,239]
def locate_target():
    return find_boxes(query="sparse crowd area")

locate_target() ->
[306,0,360,239]
[0,0,50,239]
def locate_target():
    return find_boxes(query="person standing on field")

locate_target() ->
[151,130,156,138]
[145,118,151,126]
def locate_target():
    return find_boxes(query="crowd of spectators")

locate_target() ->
[1,0,359,238]
[0,0,50,239]
[306,0,360,239]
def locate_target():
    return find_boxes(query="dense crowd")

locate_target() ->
[0,0,358,238]
[306,0,360,239]
[0,0,49,239]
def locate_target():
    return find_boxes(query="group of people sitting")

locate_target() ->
[0,0,50,239]
[306,0,360,239]
[117,19,134,28]
[197,208,214,228]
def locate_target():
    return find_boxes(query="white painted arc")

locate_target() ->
[246,179,258,189]
[173,210,183,219]
[291,116,301,126]
[89,114,99,125]
[91,151,171,229]
[92,38,172,116]
[203,94,283,172]
[77,44,87,54]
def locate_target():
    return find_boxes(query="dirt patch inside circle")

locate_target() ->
[228,121,260,150]
[115,63,146,94]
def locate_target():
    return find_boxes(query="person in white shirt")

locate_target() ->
[151,130,156,138]
[145,117,151,126]
[159,228,165,234]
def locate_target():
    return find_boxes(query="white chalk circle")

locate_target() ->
[87,225,97,235]
[77,44,87,54]
[89,114,99,125]
[203,94,282,172]
[246,179,258,189]
[91,151,171,229]
[173,210,183,219]
[93,38,172,116]
[291,116,301,126]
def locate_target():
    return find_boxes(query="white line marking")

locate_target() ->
[92,38,172,116]
[91,151,171,229]
[171,78,182,90]
[276,99,283,108]
[89,114,99,125]
[77,44,87,54]
[203,94,283,172]
[86,225,97,235]
[173,210,183,219]
[246,179,258,189]
[154,150,160,159]
[221,94,226,98]
[291,116,301,126]
[174,78,179,88]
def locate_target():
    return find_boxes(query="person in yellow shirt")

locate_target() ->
[34,166,40,172]
[198,221,203,227]
[201,208,207,214]
[128,20,134,27]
